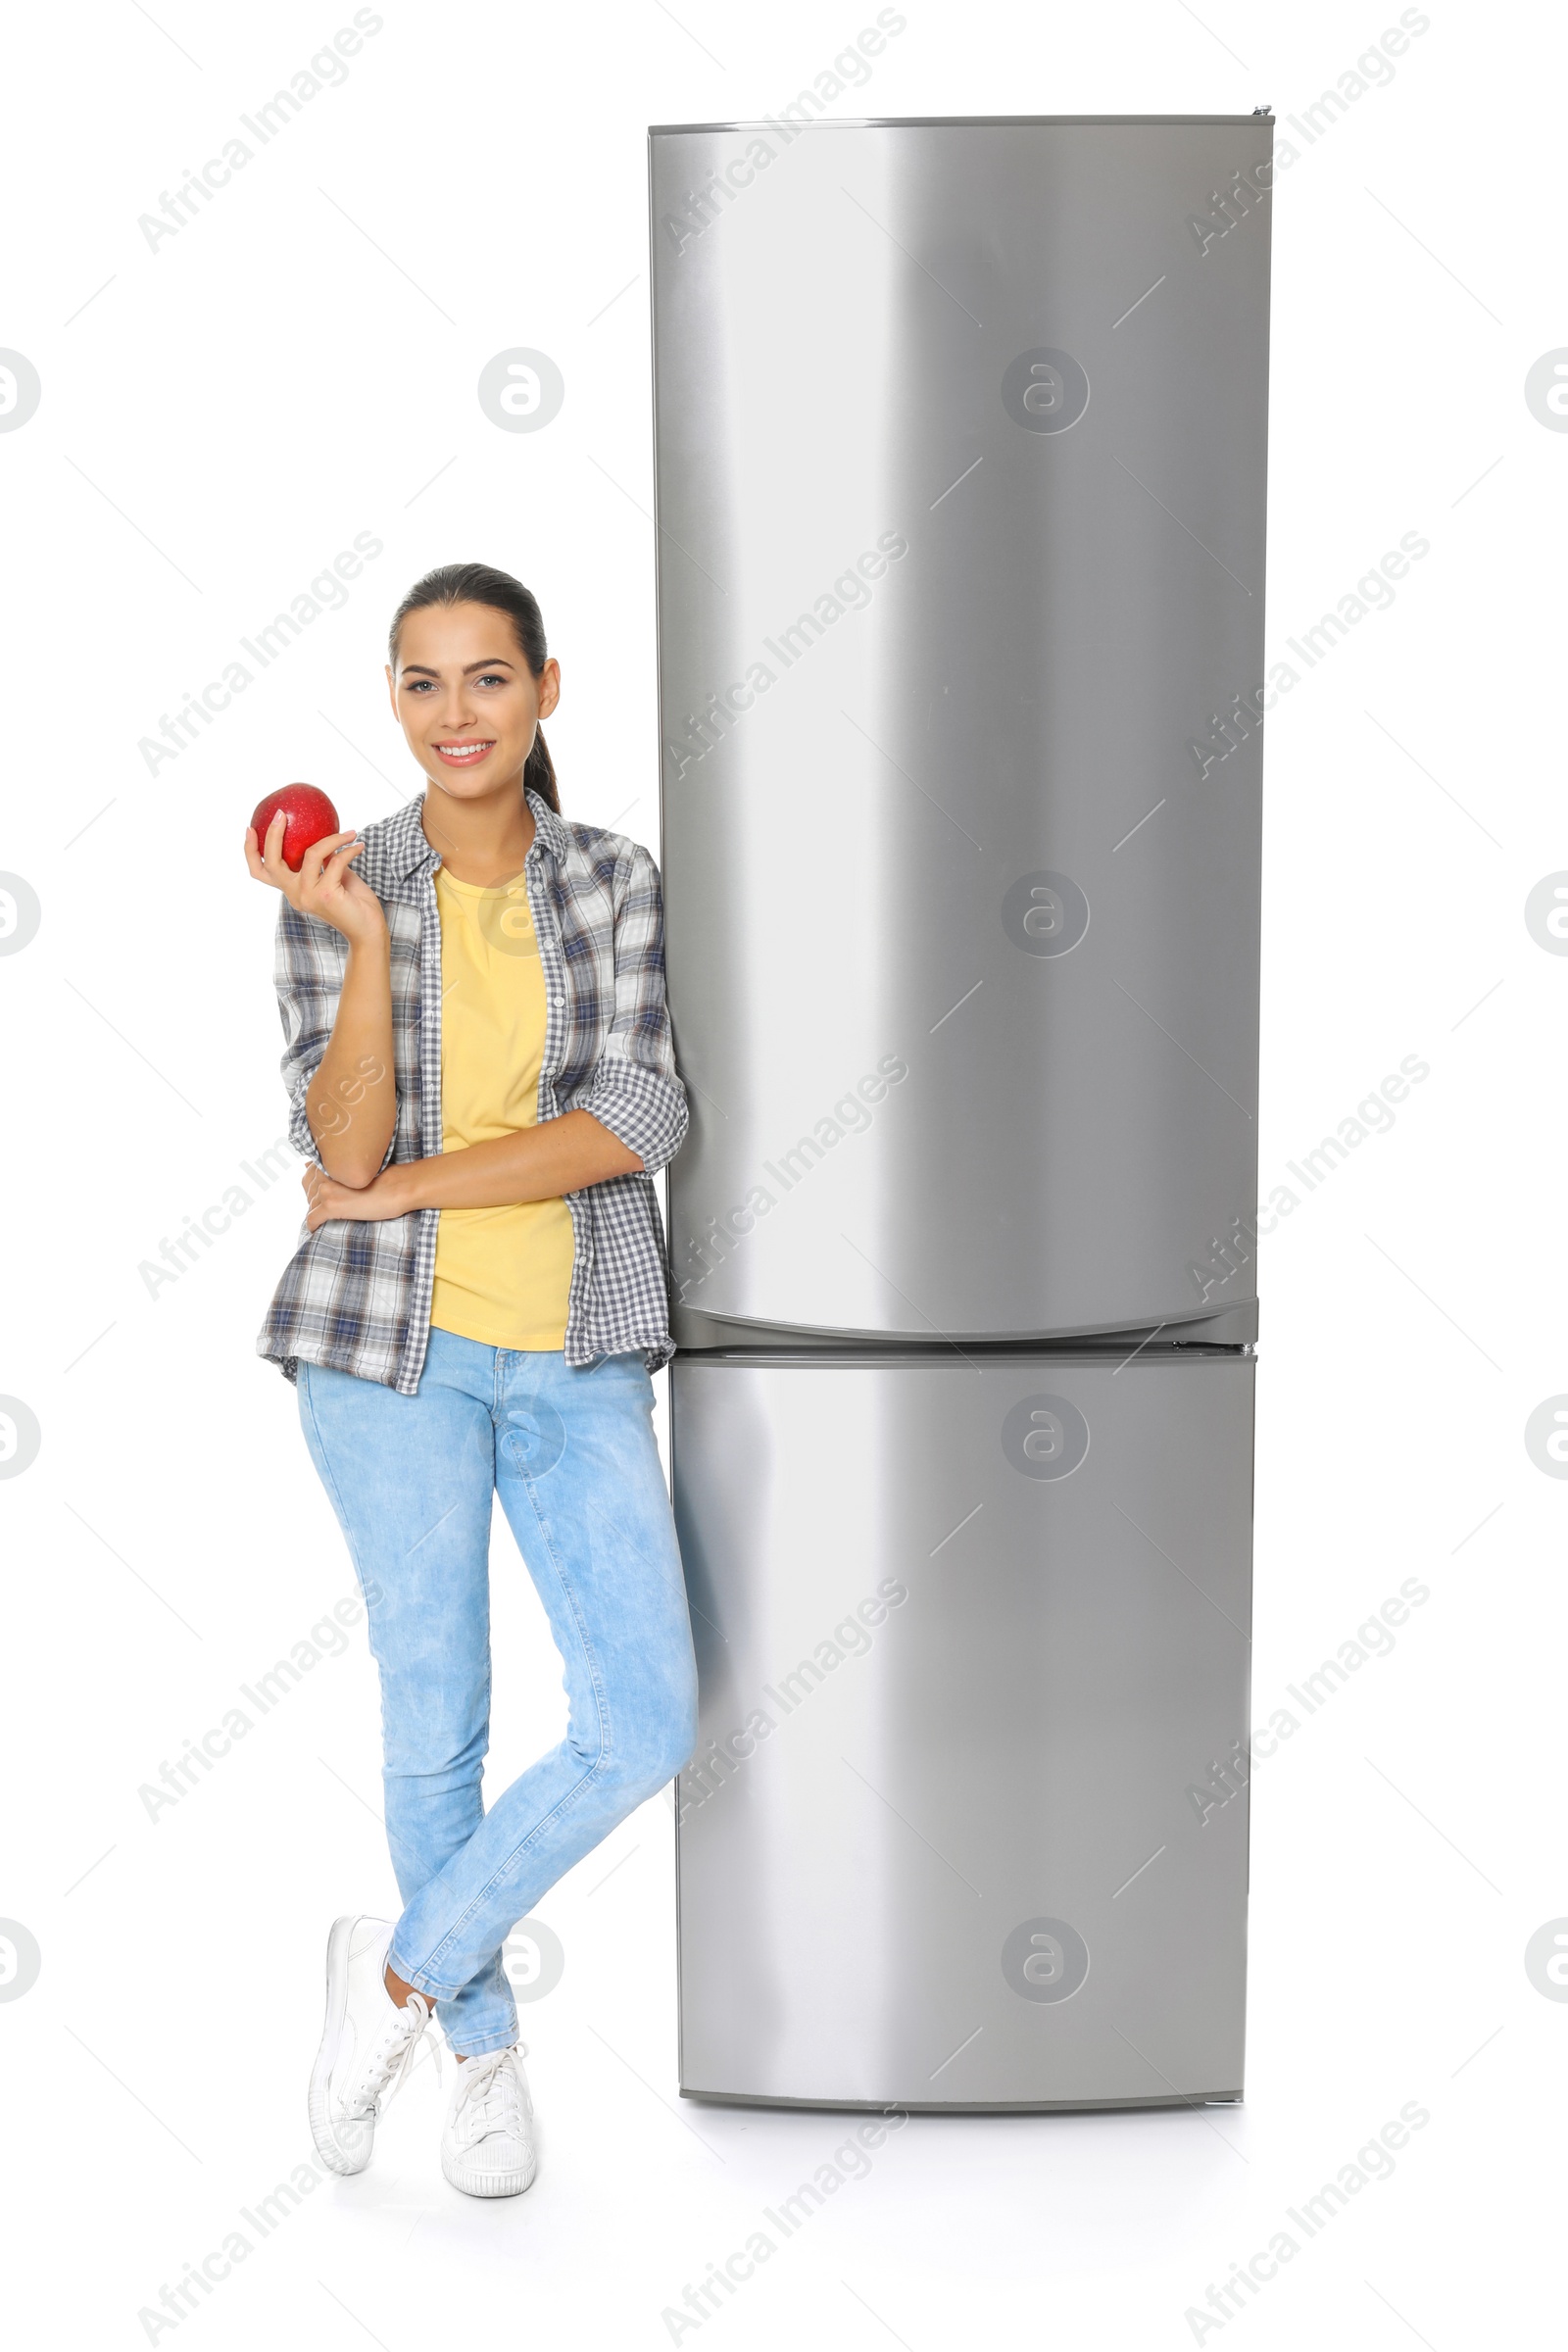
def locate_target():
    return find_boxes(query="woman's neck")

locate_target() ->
[420,778,537,885]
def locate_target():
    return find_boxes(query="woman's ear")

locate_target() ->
[536,658,562,723]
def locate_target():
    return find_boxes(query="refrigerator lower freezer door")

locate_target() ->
[672,1351,1253,2109]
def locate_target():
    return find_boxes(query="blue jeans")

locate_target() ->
[296,1330,697,2056]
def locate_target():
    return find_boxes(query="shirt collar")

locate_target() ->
[368,785,568,886]
[523,787,570,865]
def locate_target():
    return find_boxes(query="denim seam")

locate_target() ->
[408,1437,616,1988]
[300,1369,408,1772]
[445,2025,520,2060]
[503,1385,615,1771]
[299,1367,378,1613]
[406,1745,622,1995]
[384,1938,513,2013]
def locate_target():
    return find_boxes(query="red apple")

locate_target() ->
[250,783,342,873]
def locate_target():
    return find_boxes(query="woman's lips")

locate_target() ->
[433,740,496,766]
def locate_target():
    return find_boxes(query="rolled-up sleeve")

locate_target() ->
[273,901,397,1178]
[574,844,690,1175]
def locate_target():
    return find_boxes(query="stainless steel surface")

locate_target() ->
[672,1351,1253,2108]
[673,1297,1259,1351]
[651,118,1270,1345]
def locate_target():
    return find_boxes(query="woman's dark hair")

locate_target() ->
[388,562,560,812]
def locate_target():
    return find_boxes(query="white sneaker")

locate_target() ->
[440,2043,538,2197]
[309,1914,431,2177]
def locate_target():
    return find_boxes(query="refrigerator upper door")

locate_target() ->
[651,119,1269,1342]
[672,1350,1254,2108]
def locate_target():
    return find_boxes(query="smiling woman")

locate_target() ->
[389,569,562,819]
[243,561,697,2205]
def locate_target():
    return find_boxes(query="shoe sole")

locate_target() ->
[441,2146,538,2198]
[308,1914,376,2177]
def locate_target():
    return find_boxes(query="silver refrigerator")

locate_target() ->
[648,114,1269,2110]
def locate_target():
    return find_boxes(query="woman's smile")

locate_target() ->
[432,736,497,767]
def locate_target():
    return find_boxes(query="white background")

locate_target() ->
[0,1,1561,2345]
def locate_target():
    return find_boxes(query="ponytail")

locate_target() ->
[523,723,559,815]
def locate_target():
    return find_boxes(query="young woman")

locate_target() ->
[246,562,698,2198]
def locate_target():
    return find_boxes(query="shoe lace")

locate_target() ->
[344,1994,430,2122]
[454,2042,527,2139]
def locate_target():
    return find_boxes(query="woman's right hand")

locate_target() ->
[244,813,388,951]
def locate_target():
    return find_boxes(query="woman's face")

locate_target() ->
[386,600,559,802]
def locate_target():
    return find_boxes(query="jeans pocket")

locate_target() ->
[587,1351,655,1409]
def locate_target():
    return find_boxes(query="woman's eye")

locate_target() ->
[476,673,507,689]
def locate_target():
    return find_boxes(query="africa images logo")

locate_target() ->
[0,873,41,955]
[1002,1394,1091,1482]
[1002,870,1091,958]
[0,350,41,433]
[0,1396,42,1479]
[1002,348,1090,435]
[1001,1917,1091,2003]
[0,1920,41,2002]
[477,349,565,433]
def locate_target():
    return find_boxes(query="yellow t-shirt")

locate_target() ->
[427,864,575,1350]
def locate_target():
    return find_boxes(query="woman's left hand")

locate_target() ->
[302,1162,409,1230]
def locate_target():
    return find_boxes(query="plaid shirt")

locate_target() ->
[256,789,687,1394]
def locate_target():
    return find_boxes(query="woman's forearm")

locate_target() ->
[307,933,398,1186]
[385,1109,642,1212]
